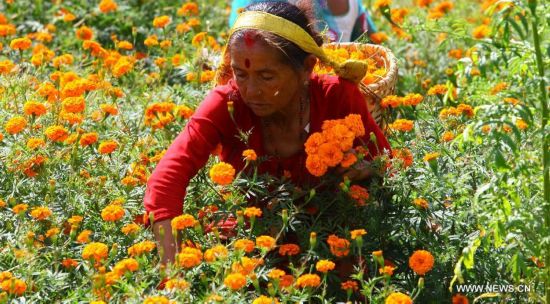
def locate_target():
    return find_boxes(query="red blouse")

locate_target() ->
[144,74,391,223]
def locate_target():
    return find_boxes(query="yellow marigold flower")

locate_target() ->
[177,247,203,268]
[44,125,69,142]
[350,229,367,240]
[144,35,158,47]
[5,116,27,135]
[295,273,321,288]
[209,162,235,185]
[75,26,93,40]
[112,56,134,78]
[143,296,172,304]
[516,119,528,130]
[67,215,83,226]
[153,15,171,28]
[0,24,17,37]
[267,268,286,280]
[128,240,156,256]
[159,40,172,49]
[472,24,490,39]
[101,204,124,221]
[341,280,359,291]
[10,37,32,50]
[423,152,440,162]
[113,258,139,276]
[12,203,28,215]
[82,242,109,261]
[234,239,255,253]
[256,235,276,251]
[231,257,264,275]
[177,3,199,16]
[191,32,207,47]
[413,198,429,209]
[242,149,257,161]
[165,278,190,290]
[79,132,98,146]
[1,278,26,296]
[200,70,215,83]
[30,206,52,220]
[117,40,133,50]
[52,54,74,68]
[278,243,300,256]
[204,245,229,262]
[315,260,335,273]
[100,104,118,116]
[253,296,280,304]
[99,0,117,13]
[62,96,85,113]
[0,59,15,74]
[23,101,47,116]
[408,250,435,275]
[121,223,140,235]
[98,140,118,154]
[374,0,391,9]
[171,214,197,230]
[76,230,92,243]
[243,207,262,218]
[385,292,412,304]
[224,273,247,290]
[45,227,60,238]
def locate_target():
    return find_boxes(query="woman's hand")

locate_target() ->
[152,219,181,265]
[334,160,375,182]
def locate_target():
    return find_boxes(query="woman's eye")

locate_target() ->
[261,75,274,81]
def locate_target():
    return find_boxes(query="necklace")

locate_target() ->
[262,90,309,158]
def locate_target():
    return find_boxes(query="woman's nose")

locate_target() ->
[243,78,262,98]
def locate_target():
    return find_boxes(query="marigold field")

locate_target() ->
[0,0,548,303]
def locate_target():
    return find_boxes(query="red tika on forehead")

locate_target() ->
[243,31,256,48]
[244,58,250,68]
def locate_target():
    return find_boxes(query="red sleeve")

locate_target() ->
[334,79,392,159]
[143,88,232,223]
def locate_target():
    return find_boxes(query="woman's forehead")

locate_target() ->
[230,39,284,68]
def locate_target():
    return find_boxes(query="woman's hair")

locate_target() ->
[228,1,323,70]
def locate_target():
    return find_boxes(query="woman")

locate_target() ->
[229,0,377,42]
[144,2,391,264]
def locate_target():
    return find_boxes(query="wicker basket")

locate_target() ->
[320,42,398,129]
[215,42,398,128]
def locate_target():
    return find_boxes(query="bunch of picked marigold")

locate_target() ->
[305,114,365,177]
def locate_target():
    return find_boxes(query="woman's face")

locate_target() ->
[230,38,309,117]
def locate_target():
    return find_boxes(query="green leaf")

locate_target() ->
[494,149,509,170]
[463,237,481,269]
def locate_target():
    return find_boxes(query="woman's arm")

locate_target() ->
[144,88,233,264]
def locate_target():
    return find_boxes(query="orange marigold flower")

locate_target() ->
[98,140,118,154]
[341,280,359,291]
[278,243,300,256]
[117,40,133,50]
[350,229,367,239]
[413,198,429,209]
[80,132,98,146]
[176,104,194,118]
[344,114,365,137]
[256,235,276,251]
[0,59,16,74]
[171,214,197,230]
[385,292,413,304]
[191,32,207,47]
[1,278,26,296]
[253,296,280,304]
[165,278,190,290]
[113,258,139,276]
[340,152,358,168]
[327,234,350,257]
[23,101,47,116]
[62,96,85,113]
[76,230,92,243]
[100,104,119,116]
[427,84,448,95]
[416,0,433,7]
[153,16,171,28]
[209,162,235,185]
[178,2,199,16]
[5,116,27,134]
[243,207,262,218]
[374,0,391,9]
[316,260,336,273]
[234,239,255,253]
[82,242,109,261]
[401,93,423,106]
[0,24,17,37]
[101,204,124,222]
[452,294,469,304]
[75,26,93,40]
[12,203,28,214]
[128,240,156,256]
[381,95,401,108]
[472,24,490,39]
[242,149,257,161]
[370,32,389,44]
[177,247,203,268]
[224,273,247,290]
[409,250,435,275]
[121,223,140,235]
[61,258,78,269]
[295,273,321,288]
[490,82,508,95]
[99,0,117,13]
[112,56,134,78]
[306,155,328,177]
[232,257,264,275]
[441,131,454,142]
[26,137,45,150]
[204,244,228,262]
[44,125,69,142]
[30,206,52,220]
[10,37,32,50]
[267,268,286,280]
[516,119,528,130]
[389,119,414,132]
[143,296,171,304]
[349,185,370,206]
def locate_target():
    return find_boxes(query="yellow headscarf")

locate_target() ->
[216,11,368,84]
